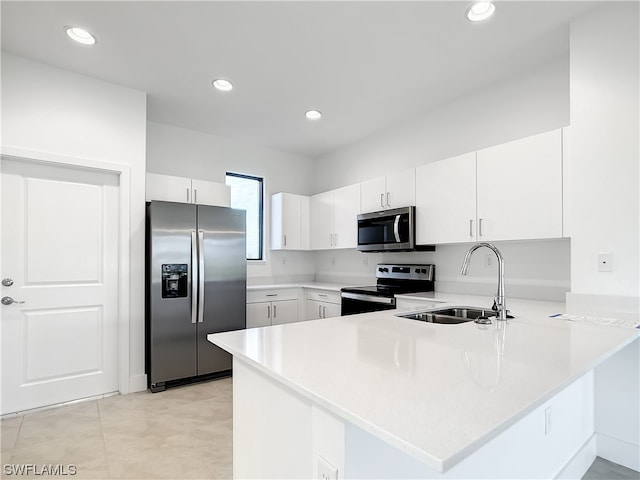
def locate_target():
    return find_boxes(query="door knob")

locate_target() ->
[1,278,14,287]
[1,296,25,306]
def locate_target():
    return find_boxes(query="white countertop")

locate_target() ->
[208,294,639,472]
[246,282,346,292]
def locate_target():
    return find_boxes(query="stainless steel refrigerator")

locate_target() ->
[146,201,246,392]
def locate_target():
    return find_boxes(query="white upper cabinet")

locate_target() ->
[361,169,415,213]
[310,183,360,250]
[476,129,563,242]
[271,192,310,250]
[415,129,564,245]
[146,173,230,207]
[416,152,477,244]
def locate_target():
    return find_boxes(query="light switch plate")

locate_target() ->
[597,253,613,272]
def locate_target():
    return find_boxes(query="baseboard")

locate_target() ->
[554,434,597,479]
[597,433,640,472]
[128,374,148,393]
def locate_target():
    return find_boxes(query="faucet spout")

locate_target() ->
[460,242,507,321]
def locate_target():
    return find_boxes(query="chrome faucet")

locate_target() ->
[460,242,507,321]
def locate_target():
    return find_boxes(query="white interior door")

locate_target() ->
[1,157,120,414]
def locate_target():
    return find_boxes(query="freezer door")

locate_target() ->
[148,202,198,384]
[197,205,247,375]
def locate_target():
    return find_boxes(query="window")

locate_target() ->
[225,172,263,260]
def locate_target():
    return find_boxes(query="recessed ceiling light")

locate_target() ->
[64,26,96,45]
[305,110,322,120]
[466,1,496,22]
[212,79,233,92]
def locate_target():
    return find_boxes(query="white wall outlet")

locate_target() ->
[363,256,368,266]
[282,256,286,265]
[597,253,613,272]
[544,406,552,435]
[317,455,338,480]
[484,254,493,268]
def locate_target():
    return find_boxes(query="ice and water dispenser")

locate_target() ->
[161,264,188,298]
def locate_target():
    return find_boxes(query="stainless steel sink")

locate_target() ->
[396,307,498,324]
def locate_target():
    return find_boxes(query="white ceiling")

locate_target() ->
[1,1,600,158]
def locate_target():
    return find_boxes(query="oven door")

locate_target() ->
[357,206,415,252]
[341,292,396,316]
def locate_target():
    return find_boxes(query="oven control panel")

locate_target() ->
[376,264,434,281]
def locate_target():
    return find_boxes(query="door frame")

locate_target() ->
[1,145,132,397]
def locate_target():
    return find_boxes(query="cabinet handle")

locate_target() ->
[267,305,271,319]
[479,218,483,237]
[329,233,333,246]
[273,304,277,318]
[194,188,197,204]
[469,219,473,237]
[266,293,278,297]
[380,193,385,208]
[319,305,322,317]
[284,234,287,247]
[386,192,390,207]
[323,306,327,318]
[187,188,190,203]
[334,233,338,246]
[319,294,328,298]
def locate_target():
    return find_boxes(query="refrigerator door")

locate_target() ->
[148,202,198,385]
[197,205,247,375]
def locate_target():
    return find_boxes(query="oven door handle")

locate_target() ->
[394,214,401,242]
[341,292,396,305]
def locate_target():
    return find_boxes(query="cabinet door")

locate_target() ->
[477,129,562,242]
[305,299,323,321]
[271,193,309,250]
[310,191,334,250]
[246,302,271,329]
[271,299,298,325]
[416,153,477,244]
[146,173,192,203]
[191,179,231,207]
[333,183,360,249]
[385,169,415,210]
[322,302,341,319]
[360,176,386,213]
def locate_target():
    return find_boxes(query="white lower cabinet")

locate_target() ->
[305,289,341,320]
[246,289,299,328]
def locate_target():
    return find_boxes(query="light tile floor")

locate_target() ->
[1,378,232,479]
[2,377,638,480]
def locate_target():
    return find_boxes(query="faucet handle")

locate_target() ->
[492,297,498,311]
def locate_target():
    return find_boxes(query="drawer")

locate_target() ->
[306,289,341,304]
[247,288,298,303]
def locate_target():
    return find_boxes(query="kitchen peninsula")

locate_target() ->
[209,294,639,479]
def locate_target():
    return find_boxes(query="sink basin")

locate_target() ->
[396,306,498,324]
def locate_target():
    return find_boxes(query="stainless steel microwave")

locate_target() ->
[357,206,416,252]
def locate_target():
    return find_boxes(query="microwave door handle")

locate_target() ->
[394,214,401,242]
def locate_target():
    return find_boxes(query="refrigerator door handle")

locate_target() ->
[191,230,198,324]
[197,230,205,323]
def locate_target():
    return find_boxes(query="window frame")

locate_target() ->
[225,171,264,261]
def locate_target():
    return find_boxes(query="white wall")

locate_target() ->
[146,121,317,284]
[567,2,639,317]
[314,56,569,193]
[568,3,640,471]
[1,53,148,392]
[312,57,572,301]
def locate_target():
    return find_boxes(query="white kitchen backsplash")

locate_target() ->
[314,238,571,302]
